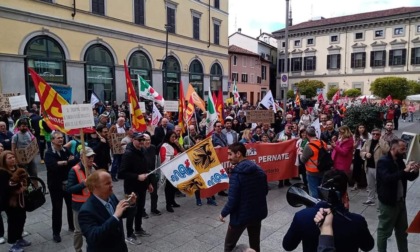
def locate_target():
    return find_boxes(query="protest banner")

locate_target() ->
[8,95,28,110]
[246,110,274,123]
[15,138,39,164]
[62,104,95,130]
[200,139,298,198]
[51,84,72,104]
[164,100,179,112]
[110,133,126,154]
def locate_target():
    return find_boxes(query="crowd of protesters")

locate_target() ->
[0,96,419,252]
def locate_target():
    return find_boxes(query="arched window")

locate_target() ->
[129,51,152,98]
[163,56,180,100]
[189,60,204,99]
[84,45,115,102]
[25,36,66,104]
[210,63,223,93]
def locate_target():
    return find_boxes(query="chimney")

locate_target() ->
[238,28,242,33]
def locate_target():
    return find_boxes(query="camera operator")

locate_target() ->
[282,170,374,252]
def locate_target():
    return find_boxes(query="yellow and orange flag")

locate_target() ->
[28,68,95,134]
[178,81,186,133]
[217,88,224,124]
[185,94,195,123]
[185,83,206,111]
[123,60,147,132]
[295,91,301,106]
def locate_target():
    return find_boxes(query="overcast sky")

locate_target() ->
[228,0,420,37]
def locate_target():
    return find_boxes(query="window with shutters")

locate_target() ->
[167,6,176,33]
[411,48,420,65]
[370,51,386,67]
[351,52,366,68]
[257,76,262,84]
[193,16,200,40]
[389,49,406,66]
[92,0,105,15]
[291,57,302,72]
[241,74,248,83]
[261,65,267,80]
[304,56,316,71]
[327,54,341,69]
[134,0,145,25]
[233,55,237,66]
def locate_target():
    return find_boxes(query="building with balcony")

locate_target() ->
[228,45,270,105]
[0,0,229,105]
[272,7,420,98]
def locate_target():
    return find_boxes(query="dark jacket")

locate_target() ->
[212,132,228,147]
[118,142,150,193]
[152,126,166,147]
[0,168,12,211]
[376,152,419,206]
[321,130,339,145]
[78,194,128,252]
[91,138,111,170]
[0,131,13,150]
[44,147,79,190]
[221,159,268,227]
[283,202,374,252]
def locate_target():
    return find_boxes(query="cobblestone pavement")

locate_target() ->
[1,119,420,252]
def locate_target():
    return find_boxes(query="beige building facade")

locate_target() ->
[272,7,420,99]
[0,0,229,104]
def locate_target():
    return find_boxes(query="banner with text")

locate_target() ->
[200,139,298,198]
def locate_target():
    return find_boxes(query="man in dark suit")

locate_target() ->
[152,117,169,146]
[78,170,136,252]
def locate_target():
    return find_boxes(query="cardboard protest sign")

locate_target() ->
[15,138,39,164]
[246,110,274,123]
[62,104,95,130]
[0,93,17,112]
[164,100,179,112]
[9,95,28,110]
[110,133,126,154]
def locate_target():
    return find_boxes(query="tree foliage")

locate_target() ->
[370,77,410,100]
[327,87,339,100]
[407,80,420,95]
[344,88,362,98]
[295,79,325,99]
[343,104,388,132]
[287,90,294,99]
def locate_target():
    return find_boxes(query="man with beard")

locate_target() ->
[11,119,38,177]
[376,139,419,252]
[183,125,198,150]
[219,142,268,252]
[222,118,238,145]
[321,120,339,152]
[118,133,153,245]
[212,121,228,147]
[381,121,398,145]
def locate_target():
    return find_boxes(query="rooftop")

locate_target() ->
[228,45,259,56]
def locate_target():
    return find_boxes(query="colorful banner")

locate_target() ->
[200,139,299,198]
[159,137,228,196]
[50,84,72,104]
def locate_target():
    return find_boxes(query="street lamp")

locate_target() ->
[283,0,290,111]
[158,24,172,99]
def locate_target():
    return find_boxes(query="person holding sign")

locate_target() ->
[11,119,38,178]
[44,132,79,243]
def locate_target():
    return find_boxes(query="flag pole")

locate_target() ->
[79,128,88,177]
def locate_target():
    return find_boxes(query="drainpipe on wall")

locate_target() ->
[208,0,211,48]
[71,0,76,18]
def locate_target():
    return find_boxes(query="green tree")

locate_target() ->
[343,88,362,98]
[327,87,339,100]
[407,80,420,95]
[370,77,410,100]
[295,79,325,99]
[287,90,294,99]
[343,104,388,132]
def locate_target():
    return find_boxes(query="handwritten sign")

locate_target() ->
[8,95,28,110]
[164,100,179,112]
[246,110,274,123]
[62,104,95,130]
[139,102,146,113]
[0,93,17,112]
[110,133,126,154]
[15,138,39,164]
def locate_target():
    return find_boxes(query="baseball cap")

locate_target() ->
[80,147,96,157]
[132,132,145,140]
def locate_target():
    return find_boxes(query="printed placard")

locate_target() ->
[8,95,28,110]
[246,110,274,123]
[62,104,95,130]
[110,133,126,154]
[139,102,146,113]
[164,100,179,112]
[15,138,39,164]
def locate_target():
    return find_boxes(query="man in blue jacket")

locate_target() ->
[219,142,268,252]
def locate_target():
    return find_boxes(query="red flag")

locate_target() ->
[28,68,95,134]
[317,93,324,102]
[217,88,224,124]
[185,93,195,123]
[361,96,367,104]
[124,60,147,132]
[332,91,340,103]
[178,81,186,133]
[385,95,393,105]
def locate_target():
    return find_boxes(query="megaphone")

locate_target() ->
[286,183,320,208]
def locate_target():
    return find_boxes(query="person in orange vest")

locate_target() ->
[66,147,97,252]
[299,127,328,199]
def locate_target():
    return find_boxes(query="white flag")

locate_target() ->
[151,103,162,126]
[260,90,276,113]
[311,118,321,139]
[90,92,100,108]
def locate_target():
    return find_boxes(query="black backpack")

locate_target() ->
[309,141,333,172]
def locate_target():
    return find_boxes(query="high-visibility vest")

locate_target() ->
[71,164,90,203]
[305,139,324,173]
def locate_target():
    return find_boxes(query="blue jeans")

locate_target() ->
[111,154,122,177]
[306,173,323,199]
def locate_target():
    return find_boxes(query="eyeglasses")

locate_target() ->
[134,138,145,142]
